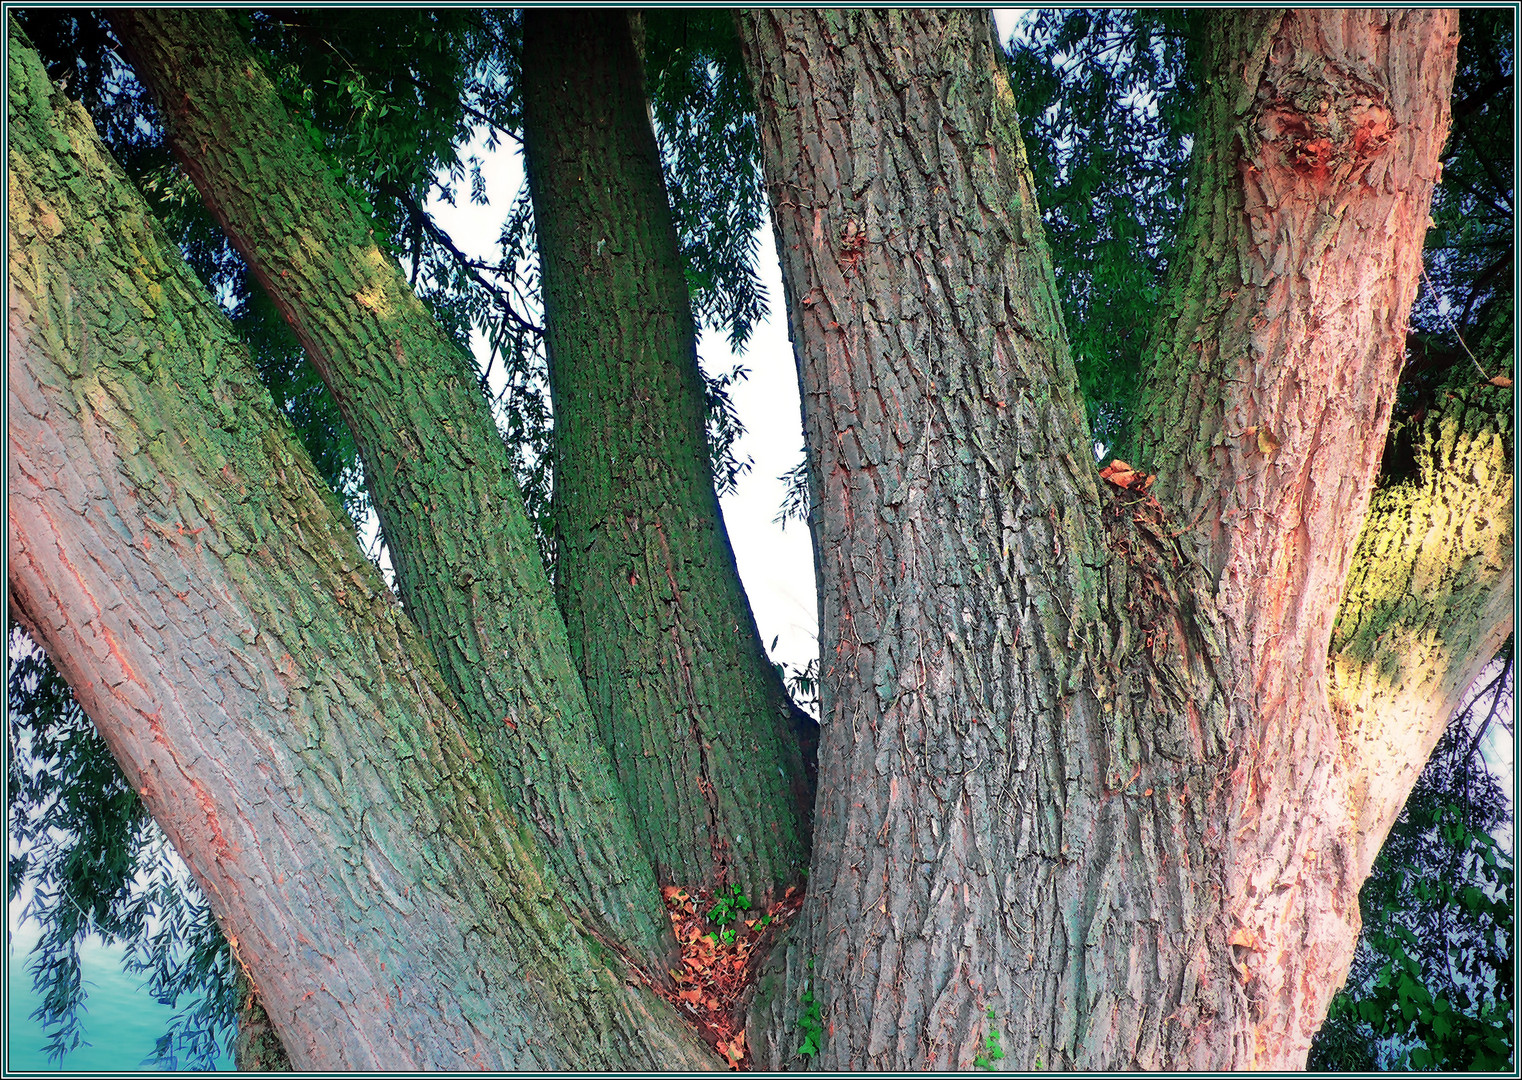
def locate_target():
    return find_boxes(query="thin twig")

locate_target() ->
[379,180,543,337]
[1421,265,1490,380]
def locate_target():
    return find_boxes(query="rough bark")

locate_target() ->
[106,8,674,971]
[1125,10,1462,1066]
[1329,380,1513,876]
[521,10,813,901]
[11,6,1493,1073]
[738,10,1124,1070]
[738,8,1465,1071]
[6,27,713,1069]
[234,990,292,1071]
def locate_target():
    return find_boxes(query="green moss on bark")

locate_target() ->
[108,8,673,969]
[522,10,812,900]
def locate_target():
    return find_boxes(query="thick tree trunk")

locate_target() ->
[521,10,813,902]
[738,10,1123,1070]
[1124,10,1462,1065]
[107,9,675,971]
[6,28,711,1069]
[738,8,1464,1070]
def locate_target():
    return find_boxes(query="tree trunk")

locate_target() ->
[234,990,292,1071]
[1123,11,1462,1064]
[738,8,1465,1070]
[1329,379,1513,877]
[738,10,1124,1069]
[6,27,712,1069]
[521,10,813,902]
[106,8,675,971]
[12,6,1498,1073]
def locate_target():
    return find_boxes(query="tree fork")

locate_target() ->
[521,9,814,902]
[6,25,713,1068]
[107,8,675,969]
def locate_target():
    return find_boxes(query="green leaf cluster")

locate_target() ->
[641,11,770,351]
[975,1008,1006,1069]
[797,958,824,1058]
[1004,10,1198,452]
[706,884,752,945]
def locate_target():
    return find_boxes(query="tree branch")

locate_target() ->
[378,177,543,337]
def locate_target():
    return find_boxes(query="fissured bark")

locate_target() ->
[737,8,1463,1069]
[522,10,814,902]
[7,23,713,1069]
[107,8,675,971]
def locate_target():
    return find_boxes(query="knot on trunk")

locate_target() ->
[1249,29,1396,188]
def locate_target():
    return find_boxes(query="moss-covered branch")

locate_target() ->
[108,7,673,968]
[1330,379,1514,875]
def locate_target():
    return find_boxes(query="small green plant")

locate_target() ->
[706,884,751,944]
[706,884,750,925]
[798,961,824,1058]
[974,1008,1005,1070]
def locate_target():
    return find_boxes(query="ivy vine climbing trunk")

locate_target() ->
[521,9,814,903]
[106,8,676,972]
[6,25,713,1068]
[737,8,1465,1070]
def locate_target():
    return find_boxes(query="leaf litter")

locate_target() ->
[654,883,805,1069]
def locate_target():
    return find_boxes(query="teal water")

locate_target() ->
[6,925,232,1072]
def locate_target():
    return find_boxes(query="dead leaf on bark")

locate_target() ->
[653,883,805,1069]
[1099,459,1156,492]
[1228,927,1260,949]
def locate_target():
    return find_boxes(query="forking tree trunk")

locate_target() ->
[10,6,1506,1072]
[6,26,713,1068]
[736,8,1467,1069]
[521,9,814,903]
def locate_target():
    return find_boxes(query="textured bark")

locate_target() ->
[738,8,1464,1071]
[6,28,713,1069]
[107,9,675,971]
[521,10,813,901]
[1124,10,1462,1067]
[234,990,292,1071]
[738,10,1123,1070]
[1329,381,1513,876]
[11,7,1491,1073]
